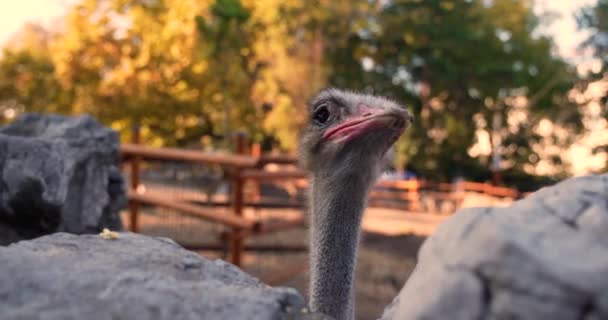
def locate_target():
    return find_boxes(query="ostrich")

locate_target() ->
[299,88,413,320]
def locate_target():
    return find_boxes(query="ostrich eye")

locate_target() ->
[312,106,330,125]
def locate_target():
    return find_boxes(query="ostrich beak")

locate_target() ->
[323,105,412,143]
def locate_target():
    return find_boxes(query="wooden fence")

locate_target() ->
[121,135,311,267]
[121,135,522,267]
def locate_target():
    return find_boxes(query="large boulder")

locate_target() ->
[0,114,125,244]
[381,173,608,320]
[0,232,322,320]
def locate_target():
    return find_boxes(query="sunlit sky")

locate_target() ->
[535,0,595,59]
[0,0,599,61]
[0,1,76,46]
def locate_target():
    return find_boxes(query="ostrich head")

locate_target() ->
[299,88,412,320]
[299,88,412,180]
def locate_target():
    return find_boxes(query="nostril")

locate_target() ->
[392,118,405,128]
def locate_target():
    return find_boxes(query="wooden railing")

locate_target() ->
[121,135,309,267]
[121,136,522,266]
[122,143,258,167]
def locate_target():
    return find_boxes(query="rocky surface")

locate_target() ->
[0,114,125,244]
[0,232,327,320]
[381,173,608,320]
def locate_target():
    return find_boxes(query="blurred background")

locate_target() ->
[0,0,607,319]
[1,0,606,183]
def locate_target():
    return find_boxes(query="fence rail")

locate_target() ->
[121,136,523,267]
[121,134,312,267]
[122,143,258,168]
[128,191,258,229]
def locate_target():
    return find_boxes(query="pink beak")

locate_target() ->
[323,104,409,142]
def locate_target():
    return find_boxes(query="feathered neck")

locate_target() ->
[308,170,373,320]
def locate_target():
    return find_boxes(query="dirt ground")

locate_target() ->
[122,170,515,320]
[249,230,426,320]
[123,168,516,319]
[121,206,445,320]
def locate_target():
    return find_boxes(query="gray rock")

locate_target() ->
[0,114,125,244]
[381,174,608,320]
[0,232,319,320]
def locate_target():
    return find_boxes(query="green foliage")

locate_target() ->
[324,0,583,181]
[0,0,589,183]
[0,25,70,122]
[211,0,250,22]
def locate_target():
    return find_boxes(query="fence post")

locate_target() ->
[250,142,262,206]
[229,132,247,266]
[128,124,141,233]
[409,179,422,211]
[251,142,261,157]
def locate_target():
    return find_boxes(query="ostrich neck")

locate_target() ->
[309,170,372,320]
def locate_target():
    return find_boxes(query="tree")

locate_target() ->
[324,0,583,181]
[0,24,70,123]
[246,0,365,150]
[49,0,222,146]
[578,0,608,90]
[0,0,588,183]
[0,0,325,149]
[578,0,608,172]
